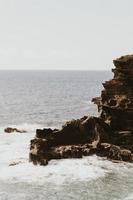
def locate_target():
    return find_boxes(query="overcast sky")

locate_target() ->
[0,0,133,70]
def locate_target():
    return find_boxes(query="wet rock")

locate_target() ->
[29,116,110,165]
[4,127,27,133]
[96,143,133,162]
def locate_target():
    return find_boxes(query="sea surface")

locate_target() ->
[0,70,133,200]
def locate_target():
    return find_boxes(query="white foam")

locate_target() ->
[0,156,107,185]
[0,123,133,187]
[0,154,132,186]
[0,125,107,185]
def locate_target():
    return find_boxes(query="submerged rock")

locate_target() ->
[9,161,23,166]
[29,55,133,165]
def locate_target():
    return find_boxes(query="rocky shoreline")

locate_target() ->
[29,55,133,165]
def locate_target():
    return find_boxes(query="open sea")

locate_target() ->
[0,70,133,200]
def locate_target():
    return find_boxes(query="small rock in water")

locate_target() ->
[9,161,22,166]
[4,127,27,133]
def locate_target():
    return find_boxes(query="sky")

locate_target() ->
[0,0,133,70]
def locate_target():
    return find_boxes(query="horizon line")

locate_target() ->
[0,69,111,71]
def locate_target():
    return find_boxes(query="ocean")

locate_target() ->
[0,70,133,200]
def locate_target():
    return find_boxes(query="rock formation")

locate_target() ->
[29,116,112,165]
[96,55,133,150]
[29,55,133,165]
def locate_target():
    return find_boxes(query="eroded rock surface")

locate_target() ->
[96,143,133,162]
[29,116,111,165]
[29,55,133,165]
[95,55,133,148]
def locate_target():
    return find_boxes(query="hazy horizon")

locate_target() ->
[0,68,111,71]
[0,0,133,70]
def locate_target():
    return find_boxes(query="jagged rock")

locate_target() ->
[4,127,27,133]
[96,143,133,162]
[95,55,133,146]
[29,116,111,165]
[92,97,102,112]
[29,54,133,165]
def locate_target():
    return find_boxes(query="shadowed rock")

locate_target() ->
[29,116,111,165]
[96,143,133,162]
[29,54,133,165]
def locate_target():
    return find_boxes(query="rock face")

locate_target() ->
[29,55,133,165]
[96,55,133,149]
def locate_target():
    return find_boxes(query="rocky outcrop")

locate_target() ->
[29,55,133,165]
[29,116,112,165]
[95,55,133,149]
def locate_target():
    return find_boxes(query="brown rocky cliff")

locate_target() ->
[29,55,133,165]
[94,55,133,150]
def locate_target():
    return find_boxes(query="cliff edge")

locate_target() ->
[29,55,133,165]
